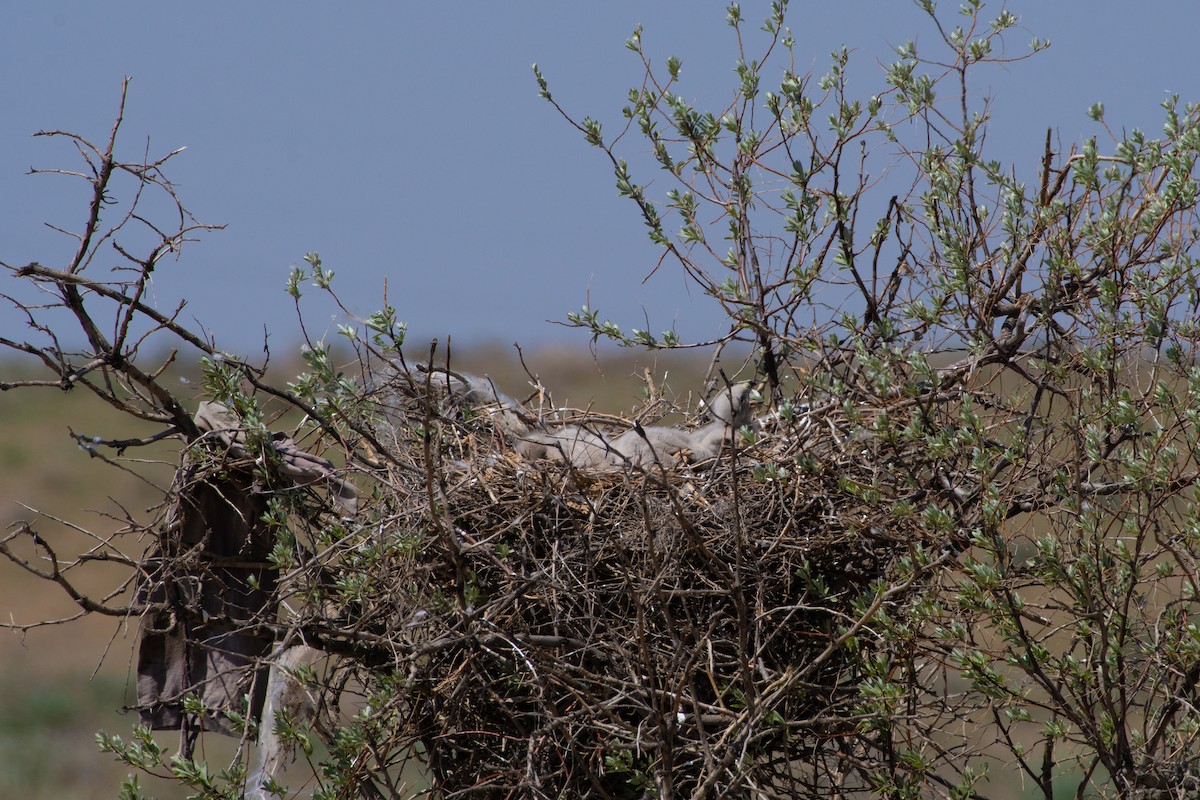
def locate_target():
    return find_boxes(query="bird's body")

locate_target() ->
[609,425,696,466]
[372,370,758,470]
[519,382,758,468]
[443,372,532,436]
[516,425,615,467]
[613,381,758,465]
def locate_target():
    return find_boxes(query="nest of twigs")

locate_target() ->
[223,364,955,799]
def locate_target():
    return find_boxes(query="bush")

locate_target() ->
[4,3,1200,798]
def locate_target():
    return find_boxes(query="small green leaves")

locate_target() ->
[286,264,304,299]
[97,726,166,772]
[990,9,1017,32]
[613,158,636,197]
[117,774,151,800]
[1072,137,1100,186]
[566,304,601,329]
[531,63,551,100]
[735,58,760,99]
[304,251,334,289]
[582,116,603,147]
[966,36,992,62]
[625,24,642,52]
[365,305,407,349]
[565,305,681,348]
[763,1,787,34]
[566,305,624,342]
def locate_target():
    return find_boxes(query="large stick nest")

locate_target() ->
[235,365,960,797]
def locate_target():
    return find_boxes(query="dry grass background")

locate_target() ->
[1,368,169,798]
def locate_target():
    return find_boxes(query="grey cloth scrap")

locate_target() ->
[135,401,356,737]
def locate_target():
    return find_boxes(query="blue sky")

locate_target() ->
[2,2,1197,357]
